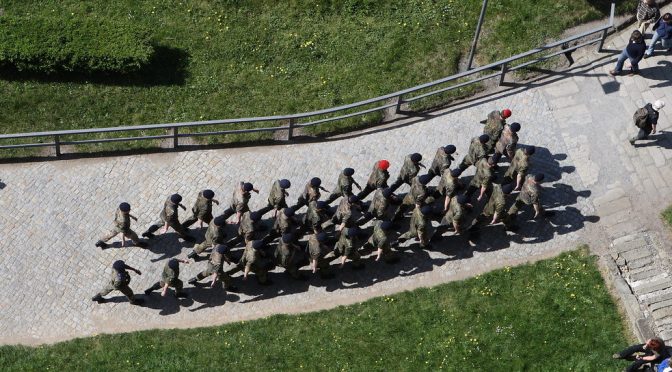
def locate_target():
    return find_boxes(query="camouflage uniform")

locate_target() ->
[295,182,321,210]
[258,180,289,216]
[495,125,518,159]
[193,247,234,288]
[392,155,422,189]
[96,267,135,301]
[459,137,487,170]
[234,241,270,283]
[466,158,493,197]
[273,211,298,236]
[144,197,191,238]
[363,221,395,261]
[504,148,529,181]
[399,207,432,246]
[237,211,262,243]
[402,177,430,206]
[303,201,331,233]
[326,172,358,204]
[508,175,543,218]
[480,183,511,227]
[357,163,390,200]
[333,198,358,228]
[100,208,141,244]
[437,170,461,198]
[146,261,185,296]
[442,197,466,232]
[332,228,363,266]
[191,221,225,255]
[218,182,252,221]
[483,110,505,153]
[182,191,215,228]
[428,147,454,178]
[307,234,332,273]
[275,239,305,279]
[368,188,397,221]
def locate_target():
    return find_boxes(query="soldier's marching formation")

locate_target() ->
[91,109,551,305]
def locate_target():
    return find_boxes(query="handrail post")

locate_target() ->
[287,118,295,140]
[395,95,404,114]
[498,63,508,86]
[596,28,608,53]
[54,135,61,157]
[467,0,489,70]
[172,127,179,149]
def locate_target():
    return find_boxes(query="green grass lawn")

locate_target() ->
[0,1,618,150]
[0,249,630,371]
[663,206,672,227]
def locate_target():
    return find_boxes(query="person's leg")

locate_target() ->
[144,281,162,294]
[625,359,649,372]
[612,49,628,74]
[646,32,662,55]
[181,212,198,229]
[662,37,672,50]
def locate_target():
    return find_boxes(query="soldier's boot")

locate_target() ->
[144,282,161,295]
[91,294,106,303]
[187,251,198,260]
[187,277,199,285]
[95,240,109,249]
[142,225,160,239]
[225,284,240,292]
[135,241,149,248]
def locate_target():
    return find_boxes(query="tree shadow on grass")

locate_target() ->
[0,45,189,87]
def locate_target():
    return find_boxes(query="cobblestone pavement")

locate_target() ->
[0,20,671,345]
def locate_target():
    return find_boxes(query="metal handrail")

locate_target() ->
[0,3,615,156]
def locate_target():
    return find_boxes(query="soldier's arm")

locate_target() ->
[453,221,461,234]
[353,179,362,190]
[653,123,657,134]
[515,174,523,190]
[478,185,487,201]
[253,188,260,194]
[491,211,499,225]
[210,272,219,287]
[418,162,426,169]
[213,199,220,205]
[236,211,242,224]
[161,282,170,297]
[443,197,451,213]
[162,221,170,234]
[320,186,330,193]
[129,214,138,221]
[178,203,187,211]
[179,258,191,264]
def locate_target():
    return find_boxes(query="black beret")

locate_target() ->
[343,168,355,176]
[534,174,545,182]
[119,202,131,212]
[283,208,294,217]
[479,134,490,144]
[250,212,262,221]
[282,233,295,243]
[316,232,328,242]
[168,258,179,270]
[252,240,265,250]
[457,194,469,204]
[203,189,215,199]
[410,153,422,163]
[418,174,432,185]
[525,146,536,155]
[279,179,291,189]
[310,177,322,187]
[348,195,359,203]
[216,244,228,254]
[420,206,433,215]
[443,145,457,154]
[112,260,125,271]
[243,183,254,192]
[346,227,360,238]
[509,122,521,132]
[170,194,182,204]
[214,216,226,226]
[450,168,462,177]
[380,221,393,231]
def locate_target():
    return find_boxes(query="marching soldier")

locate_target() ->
[402,174,434,208]
[508,174,546,221]
[302,200,333,235]
[275,233,307,280]
[307,231,333,275]
[504,146,535,191]
[145,258,190,298]
[271,208,300,239]
[142,194,195,242]
[95,202,148,249]
[398,205,434,248]
[427,145,457,178]
[259,179,291,217]
[187,215,227,259]
[357,160,391,200]
[466,154,500,201]
[182,189,219,229]
[458,134,489,171]
[333,195,362,231]
[293,177,329,211]
[439,168,463,212]
[477,183,515,229]
[333,226,365,269]
[233,239,272,284]
[188,244,238,291]
[362,220,397,263]
[441,194,471,235]
[494,122,521,160]
[92,260,143,305]
[481,109,511,153]
[326,168,362,204]
[219,182,259,224]
[390,153,425,191]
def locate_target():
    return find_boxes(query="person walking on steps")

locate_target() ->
[631,100,664,145]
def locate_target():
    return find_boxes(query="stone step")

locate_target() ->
[650,298,672,312]
[628,256,655,270]
[633,279,672,296]
[652,306,672,320]
[631,269,666,283]
[621,247,653,263]
[612,236,648,254]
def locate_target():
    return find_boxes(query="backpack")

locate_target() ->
[634,107,649,128]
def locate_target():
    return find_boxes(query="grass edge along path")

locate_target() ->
[0,248,630,371]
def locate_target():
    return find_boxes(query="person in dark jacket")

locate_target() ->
[613,337,671,372]
[630,100,664,145]
[645,13,672,57]
[610,30,646,76]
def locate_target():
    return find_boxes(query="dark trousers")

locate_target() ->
[356,185,375,200]
[632,127,652,142]
[216,207,236,221]
[617,343,655,372]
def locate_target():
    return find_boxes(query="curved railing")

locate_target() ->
[0,4,614,157]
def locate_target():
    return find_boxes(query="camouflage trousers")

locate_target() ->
[195,262,233,288]
[101,227,140,244]
[97,281,134,300]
